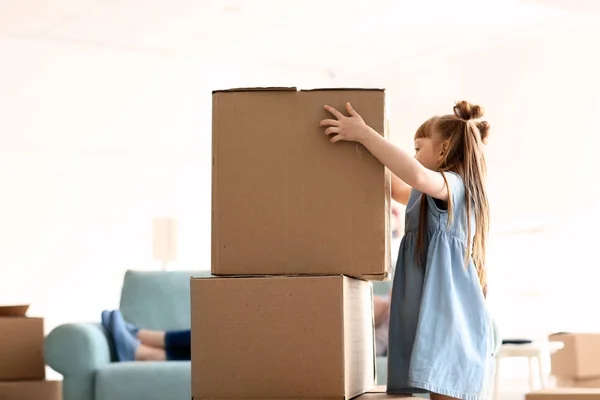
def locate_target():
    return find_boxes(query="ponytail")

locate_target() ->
[413,101,491,297]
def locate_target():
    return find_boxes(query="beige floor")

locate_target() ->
[496,374,562,400]
[46,364,562,400]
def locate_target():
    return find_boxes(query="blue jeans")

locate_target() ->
[164,330,191,361]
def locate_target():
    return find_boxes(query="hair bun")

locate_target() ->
[453,100,484,121]
[476,121,490,144]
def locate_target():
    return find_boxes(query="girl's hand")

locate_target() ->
[320,102,375,144]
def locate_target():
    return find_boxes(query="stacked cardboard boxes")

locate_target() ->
[0,308,61,400]
[525,333,600,400]
[191,88,399,400]
[551,333,600,388]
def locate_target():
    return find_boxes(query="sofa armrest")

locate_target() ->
[45,322,113,376]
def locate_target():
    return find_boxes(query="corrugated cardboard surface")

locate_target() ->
[0,317,45,380]
[191,275,375,400]
[358,386,416,399]
[357,394,415,399]
[550,333,600,378]
[526,388,600,399]
[557,376,600,388]
[211,88,390,280]
[0,380,61,400]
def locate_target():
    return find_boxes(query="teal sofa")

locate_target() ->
[373,279,393,385]
[45,270,392,400]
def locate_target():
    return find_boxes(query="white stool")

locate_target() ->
[493,341,564,400]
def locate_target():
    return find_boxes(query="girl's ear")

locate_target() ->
[440,140,450,155]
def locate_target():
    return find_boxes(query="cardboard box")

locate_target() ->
[358,386,417,399]
[557,376,600,388]
[526,388,600,399]
[211,87,391,280]
[191,275,375,400]
[0,380,61,400]
[550,333,600,379]
[358,394,416,399]
[0,317,45,380]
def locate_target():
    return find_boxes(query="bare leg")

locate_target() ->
[135,344,167,361]
[137,329,166,349]
[430,394,460,400]
[374,296,390,327]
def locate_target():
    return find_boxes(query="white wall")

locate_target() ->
[382,18,600,338]
[1,14,599,341]
[361,16,600,222]
[0,37,331,331]
[459,19,600,337]
[338,17,600,338]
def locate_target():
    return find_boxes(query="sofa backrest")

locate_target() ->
[119,270,211,331]
[372,280,392,297]
[119,270,392,330]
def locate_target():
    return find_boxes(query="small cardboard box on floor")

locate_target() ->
[0,315,45,380]
[526,388,600,400]
[190,275,376,400]
[0,380,62,400]
[550,333,600,387]
[0,313,59,399]
[557,377,600,388]
[211,87,391,281]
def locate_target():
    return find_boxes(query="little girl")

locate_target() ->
[321,101,494,400]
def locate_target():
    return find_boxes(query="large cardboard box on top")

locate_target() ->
[550,333,600,379]
[211,88,390,280]
[0,380,61,400]
[0,317,45,380]
[191,275,376,400]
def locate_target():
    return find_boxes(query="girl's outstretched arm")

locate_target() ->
[321,103,449,201]
[391,174,411,205]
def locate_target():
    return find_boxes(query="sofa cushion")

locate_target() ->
[96,361,190,400]
[373,280,392,297]
[376,356,387,386]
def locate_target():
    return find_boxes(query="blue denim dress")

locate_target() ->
[387,172,495,400]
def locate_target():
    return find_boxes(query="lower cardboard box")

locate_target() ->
[0,317,45,380]
[191,275,376,400]
[557,376,600,388]
[187,387,417,400]
[0,380,61,400]
[357,386,416,399]
[526,388,600,400]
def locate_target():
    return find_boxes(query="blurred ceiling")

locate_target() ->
[0,0,598,225]
[0,0,577,76]
[520,0,600,14]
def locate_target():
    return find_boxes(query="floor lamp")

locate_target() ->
[153,218,178,271]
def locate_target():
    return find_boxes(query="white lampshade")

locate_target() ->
[153,218,178,265]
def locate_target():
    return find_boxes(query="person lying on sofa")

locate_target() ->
[102,298,392,362]
[101,310,189,362]
[374,293,391,356]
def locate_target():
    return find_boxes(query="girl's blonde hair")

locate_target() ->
[414,101,491,297]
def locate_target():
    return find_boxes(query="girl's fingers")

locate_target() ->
[330,134,343,144]
[346,102,359,117]
[325,127,340,136]
[320,119,340,127]
[324,105,345,120]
